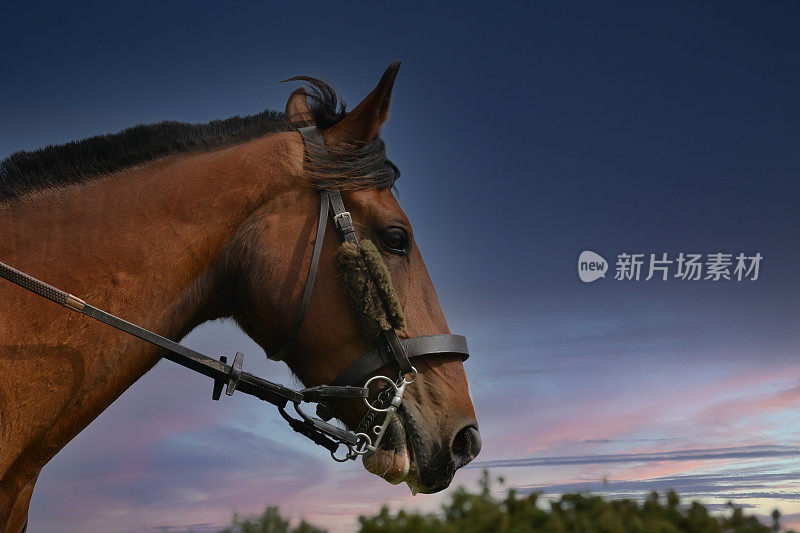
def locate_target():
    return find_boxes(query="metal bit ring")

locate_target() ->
[352,432,373,455]
[403,366,418,384]
[330,442,354,462]
[363,375,401,413]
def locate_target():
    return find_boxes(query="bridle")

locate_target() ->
[0,125,469,462]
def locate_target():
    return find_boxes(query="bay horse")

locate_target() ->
[0,62,480,532]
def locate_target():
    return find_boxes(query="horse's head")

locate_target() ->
[227,62,479,493]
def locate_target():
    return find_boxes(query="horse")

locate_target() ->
[0,62,480,532]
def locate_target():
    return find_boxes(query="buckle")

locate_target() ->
[333,211,353,231]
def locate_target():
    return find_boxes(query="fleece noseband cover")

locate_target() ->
[336,239,406,340]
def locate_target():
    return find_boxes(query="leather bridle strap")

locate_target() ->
[331,334,469,387]
[328,187,357,245]
[270,190,330,361]
[0,260,367,412]
[297,125,358,245]
[268,125,356,361]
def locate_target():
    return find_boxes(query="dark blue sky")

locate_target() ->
[3,2,800,531]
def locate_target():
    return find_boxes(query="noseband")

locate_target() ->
[0,126,469,462]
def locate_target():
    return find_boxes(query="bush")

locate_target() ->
[217,506,324,533]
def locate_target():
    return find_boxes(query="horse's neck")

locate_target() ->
[0,133,303,509]
[1,133,300,343]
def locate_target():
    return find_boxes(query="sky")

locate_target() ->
[2,1,800,531]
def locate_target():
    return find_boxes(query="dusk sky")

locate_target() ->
[2,1,800,531]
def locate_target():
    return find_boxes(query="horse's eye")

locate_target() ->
[380,227,409,255]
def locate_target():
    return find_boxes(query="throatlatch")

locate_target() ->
[0,125,470,463]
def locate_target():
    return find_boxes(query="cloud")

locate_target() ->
[473,445,800,469]
[516,468,800,504]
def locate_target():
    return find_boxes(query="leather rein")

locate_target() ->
[0,126,469,462]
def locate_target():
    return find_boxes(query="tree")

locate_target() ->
[217,506,324,533]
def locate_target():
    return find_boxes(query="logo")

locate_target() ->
[578,250,608,283]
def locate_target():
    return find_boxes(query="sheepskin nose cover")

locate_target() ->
[335,239,405,340]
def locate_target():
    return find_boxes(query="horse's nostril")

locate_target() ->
[452,431,467,452]
[451,425,481,467]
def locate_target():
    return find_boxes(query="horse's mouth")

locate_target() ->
[361,409,433,494]
[361,410,412,483]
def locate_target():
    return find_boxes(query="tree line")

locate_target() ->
[214,471,791,533]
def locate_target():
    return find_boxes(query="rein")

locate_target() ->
[0,126,469,463]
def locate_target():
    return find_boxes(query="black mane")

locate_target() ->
[0,77,398,200]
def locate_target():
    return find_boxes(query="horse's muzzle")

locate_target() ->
[400,413,481,494]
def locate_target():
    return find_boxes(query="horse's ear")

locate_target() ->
[285,87,314,127]
[326,61,401,145]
